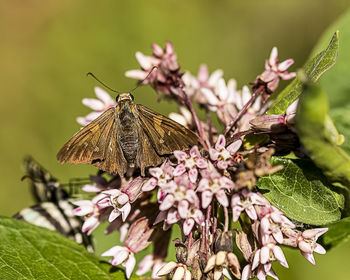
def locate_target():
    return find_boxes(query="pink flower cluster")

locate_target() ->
[70,42,330,280]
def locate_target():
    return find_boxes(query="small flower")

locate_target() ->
[254,47,296,99]
[285,99,299,125]
[297,228,328,265]
[126,42,186,102]
[252,243,289,270]
[209,135,242,170]
[76,87,116,126]
[136,255,166,279]
[102,246,136,279]
[231,189,267,222]
[72,193,106,235]
[173,146,208,183]
[98,189,131,222]
[198,163,235,208]
[157,262,192,280]
[204,251,241,280]
[143,160,175,192]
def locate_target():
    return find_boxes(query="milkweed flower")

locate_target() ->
[76,87,116,126]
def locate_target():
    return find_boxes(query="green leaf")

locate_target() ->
[0,216,125,280]
[267,31,339,115]
[295,82,350,189]
[322,217,350,249]
[330,104,350,155]
[257,157,344,225]
[310,10,350,109]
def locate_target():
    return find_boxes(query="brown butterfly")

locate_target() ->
[57,92,198,176]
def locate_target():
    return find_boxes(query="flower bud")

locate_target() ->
[250,115,287,133]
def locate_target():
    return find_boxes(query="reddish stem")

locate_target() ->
[223,85,264,136]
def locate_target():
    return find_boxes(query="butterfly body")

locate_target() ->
[57,92,198,176]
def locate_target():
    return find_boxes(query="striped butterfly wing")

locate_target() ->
[14,157,93,252]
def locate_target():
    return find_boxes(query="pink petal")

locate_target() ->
[232,206,243,222]
[193,209,205,225]
[298,240,312,254]
[280,71,296,80]
[208,69,224,87]
[227,139,242,154]
[117,193,129,205]
[190,145,200,157]
[149,167,163,178]
[252,250,261,270]
[165,41,174,54]
[82,183,102,193]
[173,164,186,177]
[197,178,209,192]
[178,200,189,219]
[260,246,270,264]
[260,217,270,234]
[198,64,209,82]
[302,228,328,239]
[245,206,258,221]
[273,245,288,268]
[152,43,164,56]
[241,86,252,105]
[73,205,93,216]
[82,98,104,111]
[188,168,198,183]
[125,254,136,279]
[278,59,294,72]
[166,208,180,224]
[217,78,228,100]
[125,69,148,80]
[272,230,284,244]
[142,177,158,192]
[154,211,167,225]
[301,251,315,265]
[159,194,175,211]
[201,191,213,209]
[314,243,326,255]
[201,88,219,106]
[196,158,208,169]
[215,190,229,207]
[157,262,178,276]
[217,160,228,170]
[102,245,126,257]
[241,264,251,280]
[136,255,154,276]
[215,134,226,150]
[183,218,195,236]
[136,52,153,69]
[94,86,115,106]
[121,203,131,221]
[174,150,188,162]
[109,210,121,223]
[82,215,99,233]
[209,148,219,161]
[269,47,278,66]
[102,189,121,197]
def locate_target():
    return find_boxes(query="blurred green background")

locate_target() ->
[1,0,349,279]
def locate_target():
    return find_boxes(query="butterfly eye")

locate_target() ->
[116,94,120,102]
[130,94,135,101]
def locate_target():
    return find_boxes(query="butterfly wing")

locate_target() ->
[15,157,94,252]
[57,108,127,176]
[136,121,164,175]
[136,104,198,155]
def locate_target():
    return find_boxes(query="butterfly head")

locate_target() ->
[116,93,135,103]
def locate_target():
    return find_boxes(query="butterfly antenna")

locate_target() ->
[129,66,158,93]
[87,72,120,93]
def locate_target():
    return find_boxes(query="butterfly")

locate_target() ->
[13,157,94,252]
[57,92,198,176]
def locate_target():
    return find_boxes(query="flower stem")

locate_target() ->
[223,85,264,136]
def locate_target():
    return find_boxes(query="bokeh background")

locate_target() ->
[1,0,349,279]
